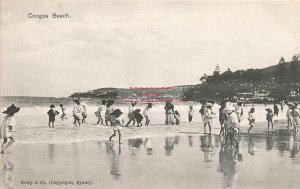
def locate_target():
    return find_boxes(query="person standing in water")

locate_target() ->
[81,102,88,124]
[174,110,181,125]
[266,108,274,131]
[59,104,67,121]
[290,105,300,133]
[235,102,243,123]
[164,102,175,125]
[0,104,20,153]
[125,101,137,127]
[72,97,83,127]
[203,103,214,134]
[247,108,255,134]
[47,104,59,128]
[105,100,115,126]
[188,106,194,123]
[143,103,152,126]
[96,100,107,125]
[286,104,292,128]
[134,109,143,127]
[273,104,279,116]
[225,106,239,147]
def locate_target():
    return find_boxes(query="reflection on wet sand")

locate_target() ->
[144,138,153,155]
[106,143,122,180]
[1,154,14,189]
[2,125,300,189]
[248,135,255,156]
[128,138,143,156]
[188,136,193,147]
[164,136,175,156]
[200,135,215,163]
[266,132,274,150]
[289,133,300,158]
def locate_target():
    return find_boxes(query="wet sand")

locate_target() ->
[1,119,300,189]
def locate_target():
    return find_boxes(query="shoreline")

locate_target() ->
[12,118,288,145]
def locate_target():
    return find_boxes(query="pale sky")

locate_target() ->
[1,0,300,97]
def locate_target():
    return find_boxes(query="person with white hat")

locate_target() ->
[1,104,20,153]
[72,97,84,127]
[203,103,214,134]
[225,106,239,147]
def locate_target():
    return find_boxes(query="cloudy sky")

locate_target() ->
[1,0,300,97]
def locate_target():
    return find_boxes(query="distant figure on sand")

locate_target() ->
[174,110,180,125]
[164,102,175,125]
[203,103,214,134]
[96,100,107,125]
[266,108,274,131]
[72,97,83,127]
[109,109,124,144]
[0,104,20,153]
[59,104,67,121]
[105,100,115,126]
[188,106,194,123]
[247,108,255,133]
[47,104,59,128]
[143,103,152,126]
[125,102,137,127]
[134,109,143,127]
[273,104,279,116]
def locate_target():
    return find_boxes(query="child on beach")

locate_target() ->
[199,105,206,122]
[109,109,124,144]
[72,97,83,127]
[247,108,255,133]
[125,102,137,127]
[219,102,227,136]
[47,104,59,128]
[188,106,194,123]
[235,102,243,123]
[134,109,143,127]
[203,103,214,134]
[286,105,292,128]
[174,110,180,125]
[0,104,20,154]
[143,103,152,126]
[290,106,300,133]
[105,100,115,126]
[164,102,175,125]
[266,108,274,131]
[96,100,107,125]
[59,104,67,121]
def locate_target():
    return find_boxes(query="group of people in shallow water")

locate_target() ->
[1,98,300,153]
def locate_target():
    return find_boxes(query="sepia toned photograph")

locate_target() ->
[0,0,300,188]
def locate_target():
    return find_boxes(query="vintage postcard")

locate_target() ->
[0,0,300,189]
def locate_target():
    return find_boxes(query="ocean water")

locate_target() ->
[0,96,289,144]
[1,131,300,189]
